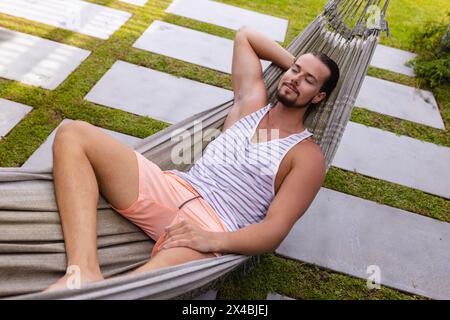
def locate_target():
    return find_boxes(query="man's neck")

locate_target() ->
[271,101,307,134]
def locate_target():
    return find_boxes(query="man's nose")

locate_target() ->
[292,72,307,85]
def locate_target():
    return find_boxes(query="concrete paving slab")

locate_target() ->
[371,44,416,77]
[356,76,444,129]
[85,60,233,124]
[0,27,90,89]
[0,0,131,40]
[0,99,33,140]
[133,20,270,74]
[165,0,288,42]
[332,121,450,199]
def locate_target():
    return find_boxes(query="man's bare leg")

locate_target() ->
[45,120,140,292]
[127,247,215,275]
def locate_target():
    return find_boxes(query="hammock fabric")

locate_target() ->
[0,0,389,299]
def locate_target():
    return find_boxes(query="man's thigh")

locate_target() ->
[55,120,140,211]
[131,247,215,273]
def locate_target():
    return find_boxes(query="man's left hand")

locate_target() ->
[159,216,220,253]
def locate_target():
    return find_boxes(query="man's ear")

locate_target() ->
[312,91,326,104]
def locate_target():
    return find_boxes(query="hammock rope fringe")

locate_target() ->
[0,0,389,299]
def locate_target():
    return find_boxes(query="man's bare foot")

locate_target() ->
[43,266,104,293]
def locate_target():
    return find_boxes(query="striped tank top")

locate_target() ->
[168,102,313,232]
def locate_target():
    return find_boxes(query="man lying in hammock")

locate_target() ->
[45,26,339,292]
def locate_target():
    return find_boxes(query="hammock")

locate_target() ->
[0,0,390,299]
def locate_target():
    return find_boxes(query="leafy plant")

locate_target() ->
[408,13,450,88]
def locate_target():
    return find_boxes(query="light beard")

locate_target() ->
[275,88,314,109]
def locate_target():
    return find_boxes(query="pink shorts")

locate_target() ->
[110,150,228,258]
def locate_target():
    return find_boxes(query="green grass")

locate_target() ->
[217,253,426,300]
[0,0,448,300]
[218,0,450,51]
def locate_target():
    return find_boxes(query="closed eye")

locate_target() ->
[292,63,318,84]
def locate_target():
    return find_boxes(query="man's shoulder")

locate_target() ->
[291,138,325,171]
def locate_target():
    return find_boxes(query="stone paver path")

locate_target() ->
[1,0,448,301]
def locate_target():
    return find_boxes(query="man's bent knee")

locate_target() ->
[53,121,92,150]
[55,120,92,138]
